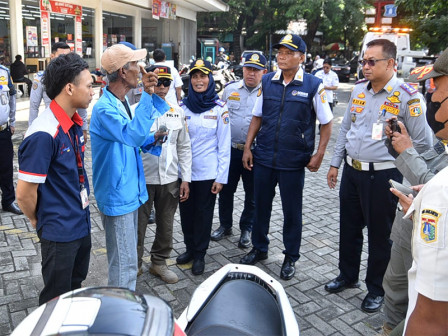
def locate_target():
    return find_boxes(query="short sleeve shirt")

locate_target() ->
[18,101,90,242]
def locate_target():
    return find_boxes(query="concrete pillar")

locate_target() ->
[133,10,141,48]
[9,0,25,59]
[94,2,103,69]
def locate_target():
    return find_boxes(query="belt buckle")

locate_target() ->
[352,159,362,171]
[237,143,245,150]
[0,123,7,132]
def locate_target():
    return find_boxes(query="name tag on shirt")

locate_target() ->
[372,123,383,140]
[80,187,89,209]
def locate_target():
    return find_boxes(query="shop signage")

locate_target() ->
[26,26,38,48]
[153,0,176,20]
[75,15,82,56]
[40,0,82,16]
[41,10,50,57]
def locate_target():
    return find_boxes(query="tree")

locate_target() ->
[396,0,448,54]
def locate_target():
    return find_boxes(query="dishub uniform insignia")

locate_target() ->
[420,209,440,243]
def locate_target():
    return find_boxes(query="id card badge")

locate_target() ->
[371,123,383,140]
[80,187,89,209]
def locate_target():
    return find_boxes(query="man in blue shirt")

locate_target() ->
[90,43,169,290]
[17,53,95,305]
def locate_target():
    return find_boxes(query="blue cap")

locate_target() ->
[243,53,267,70]
[273,34,307,53]
[119,41,137,50]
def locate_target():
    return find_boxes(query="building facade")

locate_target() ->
[1,0,227,71]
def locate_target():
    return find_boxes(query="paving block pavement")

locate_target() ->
[0,83,387,335]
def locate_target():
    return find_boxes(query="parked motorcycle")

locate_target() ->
[12,264,299,336]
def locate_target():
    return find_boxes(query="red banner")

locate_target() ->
[40,0,82,16]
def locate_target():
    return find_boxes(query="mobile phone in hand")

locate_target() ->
[389,179,416,197]
[389,119,401,133]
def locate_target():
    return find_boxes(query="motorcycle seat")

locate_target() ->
[186,279,284,336]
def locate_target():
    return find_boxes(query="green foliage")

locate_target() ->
[396,0,448,54]
[198,0,370,58]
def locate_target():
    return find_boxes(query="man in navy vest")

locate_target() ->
[240,34,333,280]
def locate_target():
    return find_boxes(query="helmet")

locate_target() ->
[219,47,225,52]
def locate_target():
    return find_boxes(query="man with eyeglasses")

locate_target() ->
[136,65,191,283]
[240,34,333,281]
[212,53,267,249]
[325,39,432,313]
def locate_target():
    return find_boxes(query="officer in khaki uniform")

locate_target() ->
[325,39,433,313]
[212,53,267,248]
[380,47,448,336]
[137,65,191,284]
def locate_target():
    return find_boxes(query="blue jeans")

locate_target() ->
[101,210,138,290]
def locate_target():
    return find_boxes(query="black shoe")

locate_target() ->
[3,202,23,215]
[192,258,205,275]
[176,251,193,264]
[238,230,251,248]
[324,276,360,293]
[280,257,295,280]
[148,209,155,224]
[240,248,268,265]
[211,226,232,241]
[361,293,384,313]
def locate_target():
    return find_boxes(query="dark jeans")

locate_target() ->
[179,180,216,259]
[0,127,15,208]
[252,163,305,262]
[39,234,91,305]
[218,147,254,232]
[339,164,401,296]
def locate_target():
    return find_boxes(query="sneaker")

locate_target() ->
[149,264,179,284]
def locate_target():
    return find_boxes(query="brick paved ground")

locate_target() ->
[0,81,385,335]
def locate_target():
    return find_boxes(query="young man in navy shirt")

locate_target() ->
[16,53,95,305]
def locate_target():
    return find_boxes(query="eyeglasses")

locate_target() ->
[358,58,389,67]
[157,79,172,87]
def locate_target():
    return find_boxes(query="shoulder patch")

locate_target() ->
[355,78,368,85]
[420,208,440,243]
[221,111,229,124]
[257,87,262,97]
[400,82,418,95]
[214,99,226,107]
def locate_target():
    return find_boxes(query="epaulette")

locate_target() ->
[355,78,368,85]
[179,101,185,107]
[214,99,226,107]
[400,82,418,95]
[0,64,7,71]
[36,71,45,77]
[224,80,236,88]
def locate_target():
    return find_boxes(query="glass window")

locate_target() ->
[103,11,133,49]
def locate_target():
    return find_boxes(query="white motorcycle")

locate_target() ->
[12,264,299,336]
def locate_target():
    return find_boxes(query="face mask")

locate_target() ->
[426,95,448,134]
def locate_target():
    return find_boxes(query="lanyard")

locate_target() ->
[67,127,85,188]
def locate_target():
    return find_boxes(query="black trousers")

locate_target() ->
[339,163,402,296]
[39,234,91,305]
[252,163,305,262]
[0,127,15,209]
[218,147,254,232]
[14,77,32,96]
[179,180,216,259]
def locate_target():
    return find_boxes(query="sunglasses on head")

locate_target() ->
[157,79,172,87]
[358,58,388,67]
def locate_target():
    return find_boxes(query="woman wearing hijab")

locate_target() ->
[176,59,231,275]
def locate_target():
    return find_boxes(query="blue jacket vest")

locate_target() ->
[254,71,322,170]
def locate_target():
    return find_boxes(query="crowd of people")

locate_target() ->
[1,33,447,335]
